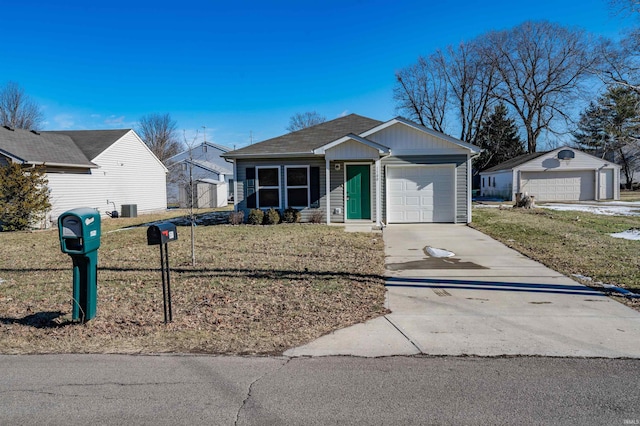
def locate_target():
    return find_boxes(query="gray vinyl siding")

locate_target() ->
[381,155,469,223]
[235,158,326,222]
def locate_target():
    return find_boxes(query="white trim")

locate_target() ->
[256,165,281,209]
[466,155,472,223]
[314,134,390,155]
[344,162,373,222]
[375,158,382,226]
[233,159,238,210]
[284,165,311,208]
[325,158,331,225]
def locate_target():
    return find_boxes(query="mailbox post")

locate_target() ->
[58,208,101,322]
[147,223,178,324]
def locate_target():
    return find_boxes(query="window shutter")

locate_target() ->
[246,167,256,208]
[310,166,320,208]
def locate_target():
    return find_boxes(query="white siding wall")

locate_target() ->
[517,150,614,170]
[46,131,167,225]
[481,171,514,200]
[368,123,469,155]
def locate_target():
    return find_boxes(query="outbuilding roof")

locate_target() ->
[481,151,548,173]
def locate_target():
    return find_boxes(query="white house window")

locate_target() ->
[285,166,310,208]
[482,177,485,187]
[257,166,280,208]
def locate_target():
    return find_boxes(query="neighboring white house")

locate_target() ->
[165,141,233,208]
[0,126,168,227]
[480,147,621,201]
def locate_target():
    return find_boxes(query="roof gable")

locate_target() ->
[481,146,621,174]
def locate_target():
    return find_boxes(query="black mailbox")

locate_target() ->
[147,223,178,245]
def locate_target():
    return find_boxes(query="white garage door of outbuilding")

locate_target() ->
[521,170,595,201]
[387,165,455,223]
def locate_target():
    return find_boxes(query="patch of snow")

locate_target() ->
[473,204,512,209]
[426,247,455,258]
[571,274,592,281]
[540,203,640,216]
[610,229,640,240]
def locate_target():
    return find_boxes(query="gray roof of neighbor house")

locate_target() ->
[481,151,548,173]
[223,114,383,158]
[48,129,131,160]
[0,126,96,167]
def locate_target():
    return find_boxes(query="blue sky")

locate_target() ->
[0,0,634,148]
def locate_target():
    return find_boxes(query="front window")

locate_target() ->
[285,166,310,208]
[257,166,280,208]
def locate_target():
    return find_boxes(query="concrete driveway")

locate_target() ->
[286,224,640,358]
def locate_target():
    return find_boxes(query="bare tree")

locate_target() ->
[286,111,326,132]
[483,21,594,153]
[394,55,449,133]
[137,113,182,162]
[394,40,497,143]
[0,81,44,130]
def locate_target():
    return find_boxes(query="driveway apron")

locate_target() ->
[285,224,640,358]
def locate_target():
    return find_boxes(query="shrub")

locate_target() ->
[247,209,264,225]
[282,207,301,223]
[0,163,51,231]
[308,209,324,224]
[228,211,245,225]
[262,208,281,225]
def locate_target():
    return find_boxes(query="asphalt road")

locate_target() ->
[1,355,639,425]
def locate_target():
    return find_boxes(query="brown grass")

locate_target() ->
[0,214,386,354]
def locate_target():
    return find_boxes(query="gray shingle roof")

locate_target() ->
[48,129,130,160]
[0,126,95,167]
[482,151,548,173]
[223,114,383,157]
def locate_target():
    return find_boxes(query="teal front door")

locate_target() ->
[346,165,371,220]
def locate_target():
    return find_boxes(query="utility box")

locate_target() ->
[147,223,178,245]
[121,204,137,218]
[58,208,101,322]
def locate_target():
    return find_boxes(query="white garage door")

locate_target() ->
[387,165,455,223]
[520,170,595,201]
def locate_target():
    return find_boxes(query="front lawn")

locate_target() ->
[0,216,387,354]
[470,207,640,293]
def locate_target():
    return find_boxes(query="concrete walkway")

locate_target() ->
[285,224,640,358]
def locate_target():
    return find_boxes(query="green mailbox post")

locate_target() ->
[58,208,101,322]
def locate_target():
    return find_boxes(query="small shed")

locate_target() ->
[480,147,620,202]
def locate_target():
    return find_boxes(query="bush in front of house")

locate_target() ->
[262,208,281,225]
[309,209,324,224]
[247,209,264,225]
[228,211,244,225]
[282,207,301,223]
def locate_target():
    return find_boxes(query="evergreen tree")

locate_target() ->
[573,86,640,188]
[473,103,525,175]
[0,163,51,231]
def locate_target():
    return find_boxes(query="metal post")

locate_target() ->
[164,243,173,322]
[159,243,168,324]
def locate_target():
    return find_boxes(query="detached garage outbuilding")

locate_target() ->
[480,147,620,202]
